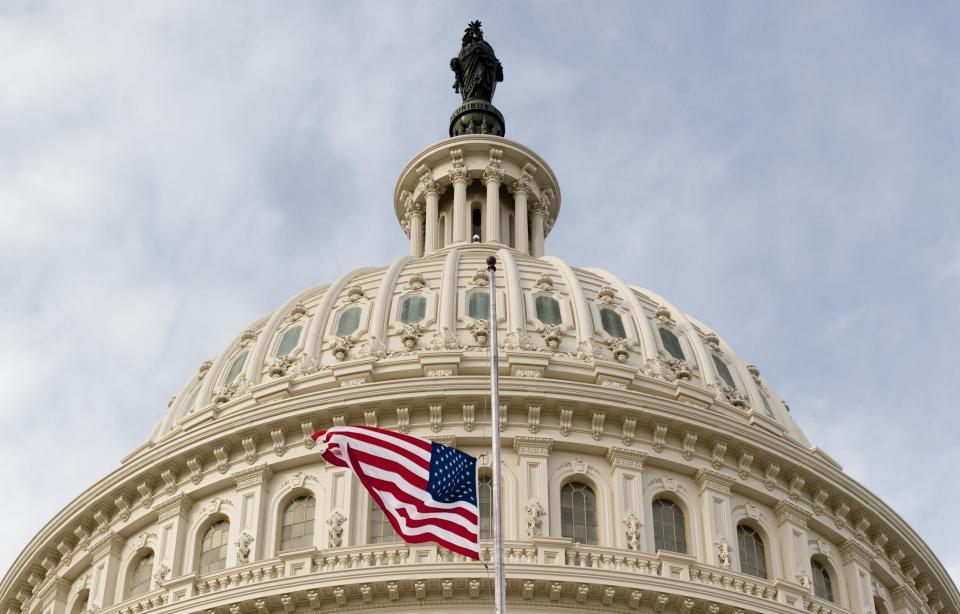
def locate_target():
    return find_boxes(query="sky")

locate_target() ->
[1,0,958,589]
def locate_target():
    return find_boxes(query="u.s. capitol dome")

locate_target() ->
[2,21,957,614]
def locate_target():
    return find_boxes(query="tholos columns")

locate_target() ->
[449,149,470,244]
[408,202,424,258]
[417,164,440,254]
[483,149,504,243]
[511,182,529,254]
[529,200,545,257]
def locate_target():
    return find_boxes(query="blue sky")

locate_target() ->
[1,1,958,586]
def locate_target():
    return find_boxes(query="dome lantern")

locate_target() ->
[395,22,560,258]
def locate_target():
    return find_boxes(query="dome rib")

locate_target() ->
[244,285,318,386]
[438,248,460,331]
[368,256,413,341]
[497,247,525,332]
[544,256,595,341]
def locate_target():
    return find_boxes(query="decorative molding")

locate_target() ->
[591,412,605,440]
[695,468,734,495]
[652,424,668,453]
[737,449,754,480]
[774,500,810,528]
[840,539,875,567]
[681,432,697,460]
[788,473,805,501]
[527,405,541,433]
[156,493,192,522]
[710,441,727,470]
[462,404,475,432]
[811,487,829,516]
[396,407,410,433]
[513,436,553,457]
[233,464,273,490]
[559,408,572,437]
[763,462,780,490]
[607,447,646,472]
[621,417,636,446]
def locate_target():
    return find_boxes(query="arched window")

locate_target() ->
[535,295,562,325]
[812,559,834,602]
[467,290,489,320]
[659,328,685,361]
[399,295,426,324]
[736,525,767,578]
[712,354,737,388]
[335,307,361,337]
[600,308,626,338]
[759,393,776,418]
[279,495,315,551]
[560,481,598,545]
[199,520,229,574]
[471,206,483,240]
[652,498,687,554]
[71,591,89,614]
[127,551,154,598]
[275,325,302,357]
[224,352,247,385]
[478,473,493,539]
[369,498,398,544]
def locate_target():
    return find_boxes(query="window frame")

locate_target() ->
[811,557,835,602]
[736,523,768,579]
[125,549,155,599]
[368,495,399,545]
[278,494,317,552]
[197,517,231,575]
[651,496,688,555]
[273,324,304,358]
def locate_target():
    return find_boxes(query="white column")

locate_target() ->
[607,447,647,552]
[88,532,125,609]
[155,493,193,579]
[840,540,876,614]
[483,149,504,243]
[424,187,439,253]
[232,464,273,562]
[407,201,424,258]
[513,436,552,540]
[530,200,545,257]
[695,469,735,568]
[449,149,470,244]
[774,500,812,586]
[512,187,529,254]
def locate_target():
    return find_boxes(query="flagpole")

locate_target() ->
[486,255,507,614]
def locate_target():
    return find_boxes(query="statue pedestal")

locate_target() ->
[449,99,505,137]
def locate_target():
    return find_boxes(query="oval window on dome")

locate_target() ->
[275,325,302,357]
[224,351,247,385]
[712,354,737,389]
[535,295,562,325]
[336,307,361,337]
[467,290,489,320]
[659,327,685,361]
[600,307,626,338]
[399,295,426,324]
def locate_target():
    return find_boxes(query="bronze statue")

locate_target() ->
[450,21,503,103]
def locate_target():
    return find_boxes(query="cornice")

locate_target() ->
[512,436,553,457]
[694,468,735,495]
[155,493,192,522]
[606,446,646,471]
[232,464,273,490]
[90,532,125,560]
[839,539,875,567]
[774,500,811,528]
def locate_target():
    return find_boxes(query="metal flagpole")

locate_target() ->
[486,255,507,614]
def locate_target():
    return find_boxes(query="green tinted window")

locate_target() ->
[275,326,302,357]
[535,295,562,325]
[659,328,684,360]
[467,291,489,320]
[399,296,426,323]
[600,308,626,338]
[225,352,247,384]
[336,307,361,336]
[712,355,736,388]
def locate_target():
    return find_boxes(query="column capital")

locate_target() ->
[513,436,553,457]
[774,499,810,528]
[35,577,70,606]
[90,532,125,560]
[607,447,646,471]
[233,464,273,490]
[156,493,193,522]
[482,148,504,185]
[448,148,470,184]
[890,585,924,612]
[695,468,735,495]
[840,539,875,567]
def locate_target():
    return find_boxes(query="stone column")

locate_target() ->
[232,464,273,563]
[155,493,193,580]
[774,500,812,586]
[529,200,546,257]
[449,149,470,244]
[511,183,529,254]
[483,149,504,243]
[407,200,424,258]
[695,469,736,568]
[607,447,647,552]
[513,436,553,540]
[840,539,876,614]
[424,185,440,253]
[88,532,125,609]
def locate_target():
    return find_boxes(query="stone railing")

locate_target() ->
[194,560,285,595]
[805,595,854,614]
[100,588,166,614]
[690,563,778,601]
[565,544,662,575]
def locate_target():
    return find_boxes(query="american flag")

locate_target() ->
[312,425,480,559]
